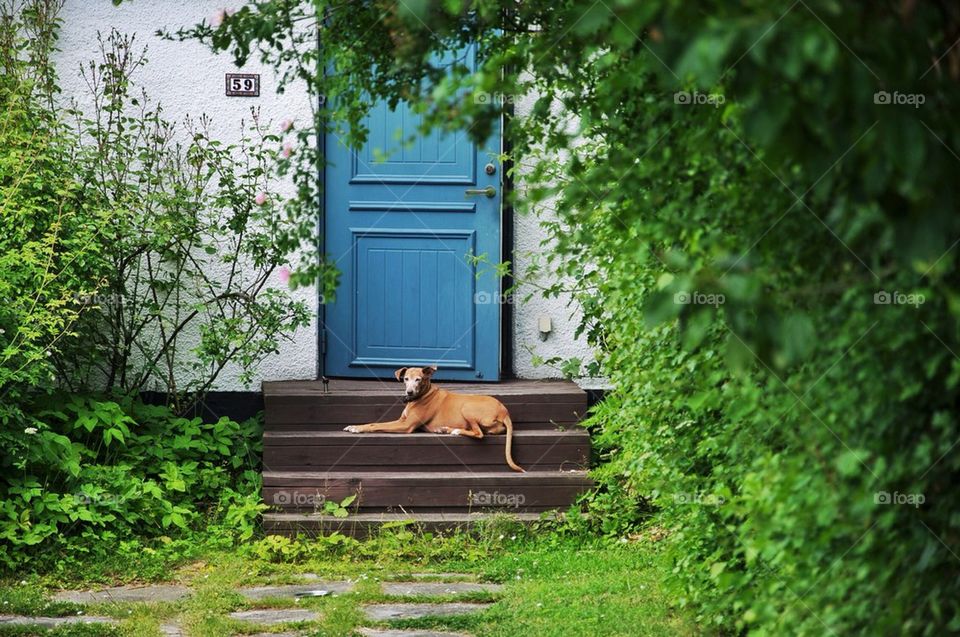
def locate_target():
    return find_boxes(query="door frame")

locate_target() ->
[314,83,514,381]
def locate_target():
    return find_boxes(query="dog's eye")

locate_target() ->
[415,378,421,383]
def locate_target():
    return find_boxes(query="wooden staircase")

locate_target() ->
[261,379,593,537]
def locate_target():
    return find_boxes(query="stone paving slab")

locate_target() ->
[0,614,117,626]
[53,584,191,604]
[359,629,473,637]
[160,623,185,636]
[362,603,491,621]
[228,609,320,624]
[238,581,354,600]
[381,582,503,596]
[407,573,475,581]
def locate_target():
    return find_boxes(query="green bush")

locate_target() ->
[0,395,265,572]
[0,1,106,429]
[0,2,288,573]
[53,29,310,410]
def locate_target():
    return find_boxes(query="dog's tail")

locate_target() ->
[503,414,525,473]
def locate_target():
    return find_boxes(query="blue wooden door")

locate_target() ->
[323,46,501,381]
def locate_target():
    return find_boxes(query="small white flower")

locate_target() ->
[24,427,38,435]
[211,8,234,27]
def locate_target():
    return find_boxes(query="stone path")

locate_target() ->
[238,581,354,600]
[408,573,474,581]
[358,630,473,637]
[18,572,496,636]
[54,584,191,604]
[228,608,321,624]
[362,602,491,621]
[0,614,117,626]
[381,582,502,596]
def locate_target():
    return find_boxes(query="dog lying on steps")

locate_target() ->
[343,366,525,473]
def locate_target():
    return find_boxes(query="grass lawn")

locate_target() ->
[0,528,698,637]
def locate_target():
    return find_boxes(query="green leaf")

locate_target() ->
[709,561,727,578]
[644,290,683,327]
[835,449,868,478]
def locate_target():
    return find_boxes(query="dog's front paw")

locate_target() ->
[451,428,463,436]
[344,425,361,433]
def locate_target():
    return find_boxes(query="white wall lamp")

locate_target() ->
[538,316,553,341]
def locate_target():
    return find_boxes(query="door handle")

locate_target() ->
[464,186,496,198]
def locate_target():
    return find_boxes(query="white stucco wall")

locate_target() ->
[511,184,596,380]
[53,0,594,388]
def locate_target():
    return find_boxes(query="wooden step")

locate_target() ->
[262,470,592,513]
[263,430,590,473]
[264,420,582,432]
[264,511,555,538]
[262,379,588,429]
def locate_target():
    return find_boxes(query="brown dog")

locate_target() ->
[343,366,524,472]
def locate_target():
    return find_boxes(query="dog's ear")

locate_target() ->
[394,367,408,382]
[422,365,437,378]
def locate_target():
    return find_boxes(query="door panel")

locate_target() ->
[352,102,475,184]
[324,44,500,381]
[353,229,475,369]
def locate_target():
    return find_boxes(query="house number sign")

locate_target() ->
[225,73,260,97]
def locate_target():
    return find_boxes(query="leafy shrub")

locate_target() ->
[0,1,302,574]
[3,2,310,415]
[0,395,265,572]
[53,29,310,411]
[0,0,106,430]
